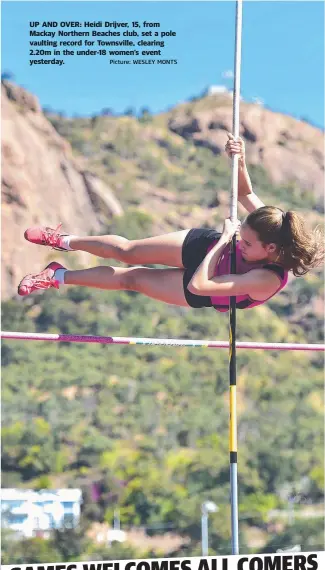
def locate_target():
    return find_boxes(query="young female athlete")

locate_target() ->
[18,135,324,312]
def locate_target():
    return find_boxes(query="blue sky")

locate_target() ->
[1,1,324,127]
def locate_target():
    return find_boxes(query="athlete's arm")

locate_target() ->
[187,267,280,299]
[238,192,266,214]
[226,134,266,213]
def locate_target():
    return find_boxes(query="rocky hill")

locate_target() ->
[1,81,324,303]
[168,94,323,193]
[1,81,123,298]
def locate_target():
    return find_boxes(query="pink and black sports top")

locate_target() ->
[207,240,289,312]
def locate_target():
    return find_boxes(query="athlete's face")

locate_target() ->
[239,222,277,262]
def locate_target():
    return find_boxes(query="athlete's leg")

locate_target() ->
[69,230,190,268]
[24,225,192,267]
[64,265,190,307]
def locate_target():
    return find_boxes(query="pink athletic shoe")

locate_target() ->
[24,223,69,251]
[18,262,66,296]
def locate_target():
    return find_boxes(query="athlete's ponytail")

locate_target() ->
[246,206,324,276]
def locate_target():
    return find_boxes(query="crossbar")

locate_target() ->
[1,332,324,351]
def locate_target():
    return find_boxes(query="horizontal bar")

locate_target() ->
[1,331,324,351]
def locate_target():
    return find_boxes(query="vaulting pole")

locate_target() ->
[229,0,243,555]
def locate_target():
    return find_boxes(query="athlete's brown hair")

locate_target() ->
[246,206,324,276]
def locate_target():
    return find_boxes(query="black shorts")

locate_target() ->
[182,228,221,308]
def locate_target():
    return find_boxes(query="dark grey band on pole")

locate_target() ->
[229,0,243,556]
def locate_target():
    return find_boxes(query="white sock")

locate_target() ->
[54,268,67,284]
[60,235,78,251]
